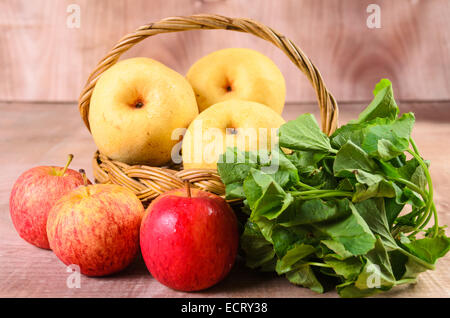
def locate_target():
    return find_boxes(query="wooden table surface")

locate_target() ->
[1,101,449,298]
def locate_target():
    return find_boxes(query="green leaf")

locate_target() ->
[411,164,427,191]
[352,170,396,202]
[376,139,406,161]
[337,282,380,298]
[389,250,409,280]
[243,169,293,220]
[400,188,426,208]
[217,147,258,184]
[351,200,437,281]
[377,159,402,179]
[321,240,354,259]
[275,244,317,274]
[352,199,398,250]
[313,202,376,256]
[224,182,246,200]
[240,221,277,271]
[285,264,324,293]
[398,158,421,179]
[373,78,393,96]
[218,147,304,199]
[355,237,397,291]
[402,257,431,279]
[333,141,378,177]
[271,225,316,258]
[218,148,259,200]
[337,179,354,191]
[330,122,366,149]
[252,216,276,244]
[361,113,415,160]
[402,235,450,265]
[266,147,300,187]
[324,254,364,280]
[279,114,333,153]
[350,79,399,124]
[287,150,326,175]
[332,112,414,162]
[277,198,351,227]
[384,197,405,228]
[299,166,338,190]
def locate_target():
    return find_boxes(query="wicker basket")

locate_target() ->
[78,14,339,206]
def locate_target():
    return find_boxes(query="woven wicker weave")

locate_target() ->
[78,14,339,206]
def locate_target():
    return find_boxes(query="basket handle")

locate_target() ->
[78,14,339,135]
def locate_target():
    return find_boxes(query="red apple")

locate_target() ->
[9,154,85,249]
[140,182,239,291]
[46,182,144,276]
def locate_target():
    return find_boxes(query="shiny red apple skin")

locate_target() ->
[47,184,145,277]
[9,166,85,249]
[140,188,239,291]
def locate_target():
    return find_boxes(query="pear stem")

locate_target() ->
[60,154,74,176]
[185,180,191,198]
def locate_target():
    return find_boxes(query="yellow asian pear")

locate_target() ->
[186,48,286,114]
[88,57,199,165]
[182,99,285,170]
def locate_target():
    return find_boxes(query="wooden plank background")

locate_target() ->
[0,0,449,104]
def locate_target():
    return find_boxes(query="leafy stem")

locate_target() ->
[291,190,353,200]
[410,202,437,237]
[329,148,338,154]
[296,180,318,191]
[305,262,332,268]
[389,176,427,199]
[409,137,420,155]
[407,143,438,237]
[394,278,417,285]
[383,138,437,237]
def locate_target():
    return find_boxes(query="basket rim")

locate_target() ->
[92,151,242,206]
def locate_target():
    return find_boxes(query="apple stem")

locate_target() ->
[79,169,90,196]
[185,180,191,198]
[60,154,74,176]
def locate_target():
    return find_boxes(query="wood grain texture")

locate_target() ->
[0,101,449,298]
[0,0,449,103]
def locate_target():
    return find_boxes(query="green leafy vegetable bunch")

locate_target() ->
[217,79,450,297]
